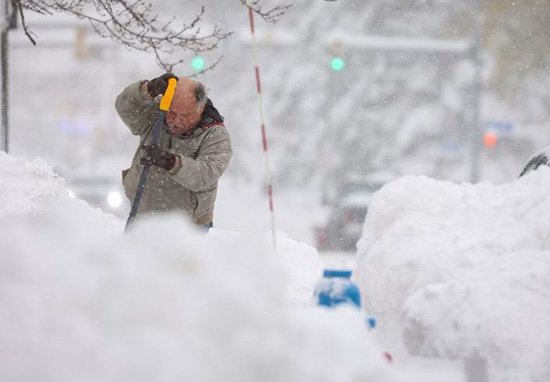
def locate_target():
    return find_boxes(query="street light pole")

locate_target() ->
[1,0,9,153]
[469,0,484,183]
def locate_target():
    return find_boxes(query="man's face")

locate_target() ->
[165,82,204,135]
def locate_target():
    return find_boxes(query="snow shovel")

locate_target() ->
[124,78,177,232]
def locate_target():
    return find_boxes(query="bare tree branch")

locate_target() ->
[16,1,37,45]
[240,0,292,23]
[13,0,290,71]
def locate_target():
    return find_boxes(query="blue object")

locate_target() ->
[323,269,353,278]
[484,120,514,133]
[366,316,377,329]
[314,269,361,308]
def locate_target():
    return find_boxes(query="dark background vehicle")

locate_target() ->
[315,180,385,252]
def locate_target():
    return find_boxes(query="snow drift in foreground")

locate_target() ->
[0,153,394,382]
[357,170,550,382]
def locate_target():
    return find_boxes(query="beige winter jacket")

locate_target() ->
[115,81,232,226]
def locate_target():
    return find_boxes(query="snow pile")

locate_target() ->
[0,152,67,214]
[0,152,123,231]
[203,229,323,307]
[356,170,550,381]
[278,232,324,307]
[0,153,394,382]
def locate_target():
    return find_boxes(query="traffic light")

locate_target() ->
[483,132,497,148]
[191,56,205,72]
[330,56,346,72]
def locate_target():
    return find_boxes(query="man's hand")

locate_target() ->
[146,73,178,98]
[140,145,176,171]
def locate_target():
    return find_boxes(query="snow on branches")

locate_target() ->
[11,0,290,71]
[240,0,291,23]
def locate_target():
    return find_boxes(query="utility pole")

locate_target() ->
[469,0,484,183]
[1,0,10,153]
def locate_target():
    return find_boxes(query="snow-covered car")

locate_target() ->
[315,181,383,252]
[65,173,129,218]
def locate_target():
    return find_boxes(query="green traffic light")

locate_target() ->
[191,56,205,72]
[330,57,346,72]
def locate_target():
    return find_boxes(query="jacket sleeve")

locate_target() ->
[115,80,158,136]
[171,127,232,192]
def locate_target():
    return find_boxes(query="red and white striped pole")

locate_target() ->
[247,5,277,250]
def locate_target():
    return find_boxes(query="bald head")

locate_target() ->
[174,78,205,105]
[165,78,207,135]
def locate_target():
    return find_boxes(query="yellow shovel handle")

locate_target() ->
[159,78,177,111]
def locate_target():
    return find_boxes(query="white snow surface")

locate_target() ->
[356,169,550,381]
[0,153,395,382]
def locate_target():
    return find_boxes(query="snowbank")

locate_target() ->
[0,153,394,382]
[356,170,550,381]
[0,152,123,231]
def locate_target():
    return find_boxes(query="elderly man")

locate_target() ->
[115,73,232,229]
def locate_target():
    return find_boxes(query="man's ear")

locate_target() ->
[198,101,207,114]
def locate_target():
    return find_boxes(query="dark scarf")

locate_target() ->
[199,98,224,128]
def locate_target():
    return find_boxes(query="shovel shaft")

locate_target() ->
[124,78,177,232]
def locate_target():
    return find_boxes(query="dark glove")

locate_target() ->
[140,145,176,171]
[146,73,178,98]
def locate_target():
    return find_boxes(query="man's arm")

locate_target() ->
[115,81,158,136]
[170,127,232,192]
